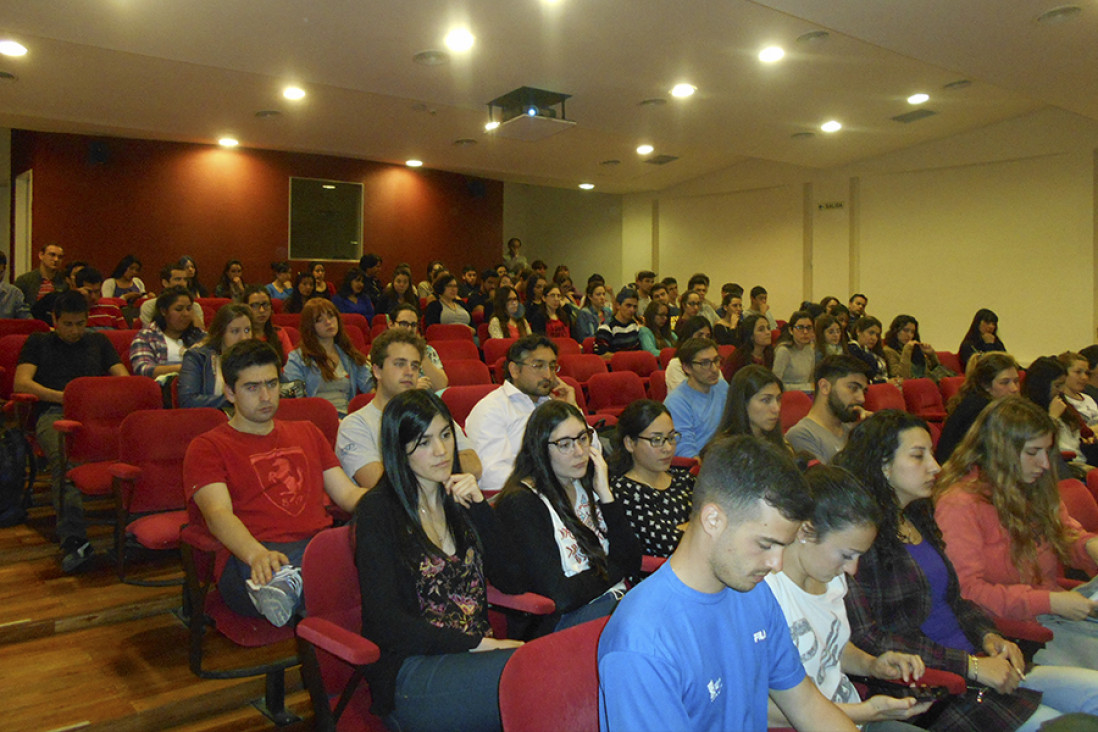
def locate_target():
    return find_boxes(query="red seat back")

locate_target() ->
[551,338,582,356]
[0,334,29,400]
[717,344,736,362]
[560,376,588,414]
[648,370,667,402]
[119,408,227,514]
[902,378,947,421]
[864,383,906,413]
[341,313,370,334]
[780,390,813,434]
[275,397,340,448]
[939,376,965,407]
[482,338,517,370]
[371,314,387,328]
[586,371,646,415]
[101,328,139,373]
[269,297,283,313]
[0,318,48,338]
[936,351,963,375]
[609,350,659,378]
[659,347,675,369]
[429,339,480,363]
[499,617,608,732]
[476,322,492,345]
[282,325,301,348]
[441,384,497,428]
[559,354,608,384]
[425,323,475,342]
[270,312,301,329]
[349,392,375,414]
[581,337,596,355]
[1060,479,1098,533]
[63,376,163,463]
[444,360,493,386]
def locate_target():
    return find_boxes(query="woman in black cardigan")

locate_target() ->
[496,400,641,636]
[354,389,525,732]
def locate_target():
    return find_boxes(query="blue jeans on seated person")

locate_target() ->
[386,647,517,732]
[555,590,619,632]
[217,539,310,618]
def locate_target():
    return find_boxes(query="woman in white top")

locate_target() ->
[766,465,930,730]
[773,310,817,393]
[102,254,146,303]
[1059,351,1098,427]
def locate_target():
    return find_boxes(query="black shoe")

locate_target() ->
[60,538,94,574]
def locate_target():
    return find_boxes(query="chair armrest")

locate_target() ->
[296,617,381,666]
[912,668,966,695]
[641,555,667,573]
[180,523,223,554]
[53,418,83,434]
[1058,577,1084,590]
[110,462,142,481]
[8,392,39,404]
[993,615,1054,643]
[487,586,556,615]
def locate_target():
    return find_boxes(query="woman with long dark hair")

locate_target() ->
[178,303,254,408]
[496,400,641,633]
[354,389,525,731]
[883,314,943,381]
[529,283,576,340]
[847,316,889,384]
[716,365,788,452]
[837,410,1098,731]
[574,280,610,342]
[214,259,246,301]
[815,313,847,361]
[959,308,1006,370]
[283,272,317,315]
[309,261,335,298]
[936,352,1020,463]
[178,255,208,298]
[130,285,205,378]
[265,261,293,302]
[377,266,419,317]
[331,268,375,320]
[242,285,292,363]
[637,300,675,356]
[284,298,371,416]
[722,313,775,382]
[607,400,693,557]
[487,285,530,339]
[424,272,472,331]
[773,310,816,393]
[102,254,145,303]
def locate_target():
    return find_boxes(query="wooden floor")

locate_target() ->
[1,478,315,732]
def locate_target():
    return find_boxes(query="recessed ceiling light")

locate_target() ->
[413,49,449,66]
[406,159,424,167]
[578,183,595,190]
[943,79,972,90]
[218,137,239,147]
[283,86,306,100]
[791,131,815,139]
[907,93,929,105]
[639,98,667,107]
[758,46,785,63]
[796,30,830,45]
[444,28,475,52]
[670,83,696,98]
[0,40,27,57]
[484,120,500,131]
[255,109,281,118]
[1037,5,1082,24]
[636,144,654,155]
[820,120,842,133]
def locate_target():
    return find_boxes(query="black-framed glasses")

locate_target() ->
[690,356,723,369]
[636,431,681,448]
[249,301,271,311]
[394,320,418,329]
[792,324,813,332]
[519,360,560,373]
[548,429,593,453]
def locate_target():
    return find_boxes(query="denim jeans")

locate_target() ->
[217,539,310,618]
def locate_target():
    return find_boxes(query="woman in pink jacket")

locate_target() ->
[935,396,1098,671]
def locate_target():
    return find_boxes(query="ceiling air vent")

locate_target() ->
[892,109,937,124]
[644,154,678,165]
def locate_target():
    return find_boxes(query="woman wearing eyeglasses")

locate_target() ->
[773,310,817,393]
[496,400,642,636]
[608,400,694,558]
[243,285,292,364]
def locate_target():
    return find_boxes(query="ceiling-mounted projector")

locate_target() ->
[486,86,575,141]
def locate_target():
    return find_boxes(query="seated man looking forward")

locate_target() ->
[664,337,729,459]
[594,288,641,359]
[184,340,365,626]
[598,435,857,732]
[785,354,871,464]
[337,327,480,491]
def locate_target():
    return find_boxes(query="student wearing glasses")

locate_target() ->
[243,285,292,364]
[383,303,447,391]
[663,337,730,459]
[496,400,642,635]
[773,310,817,393]
[608,400,695,558]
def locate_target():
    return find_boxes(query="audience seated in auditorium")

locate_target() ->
[773,310,817,393]
[214,259,245,301]
[608,400,694,558]
[283,272,317,315]
[101,254,146,304]
[74,268,127,330]
[377,303,447,390]
[524,272,548,312]
[664,337,729,459]
[0,252,32,319]
[284,299,372,417]
[242,285,292,363]
[31,260,85,324]
[184,340,364,627]
[785,355,870,464]
[465,335,580,495]
[178,255,208,298]
[744,284,778,330]
[664,316,712,394]
[574,280,610,342]
[529,282,576,340]
[713,290,743,345]
[672,289,703,338]
[357,252,384,308]
[883,314,946,381]
[814,313,846,362]
[457,264,479,299]
[1060,350,1098,439]
[377,265,420,318]
[417,260,445,301]
[715,365,791,455]
[14,290,128,573]
[936,351,1020,464]
[424,272,471,332]
[487,285,531,340]
[1021,356,1095,470]
[688,273,718,325]
[309,261,335,298]
[331,268,375,321]
[337,328,476,492]
[140,263,206,329]
[14,242,65,305]
[178,303,255,409]
[497,399,641,635]
[130,285,206,379]
[634,270,656,314]
[959,307,1006,370]
[638,300,675,357]
[660,276,680,317]
[265,261,293,302]
[598,436,851,732]
[846,316,889,384]
[722,313,774,383]
[1078,345,1098,404]
[595,289,641,357]
[465,268,497,321]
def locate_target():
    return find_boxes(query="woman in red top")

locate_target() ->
[529,283,575,340]
[935,396,1098,671]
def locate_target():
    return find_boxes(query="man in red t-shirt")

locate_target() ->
[183,340,364,626]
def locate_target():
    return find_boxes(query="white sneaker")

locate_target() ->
[247,565,303,627]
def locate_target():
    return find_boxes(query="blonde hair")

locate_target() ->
[935,396,1075,582]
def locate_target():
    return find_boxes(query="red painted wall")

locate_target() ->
[10,130,503,289]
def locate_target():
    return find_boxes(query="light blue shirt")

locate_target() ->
[663,378,729,458]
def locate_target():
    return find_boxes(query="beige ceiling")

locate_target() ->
[0,0,1083,193]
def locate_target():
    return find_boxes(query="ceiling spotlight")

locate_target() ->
[283,86,306,100]
[406,159,424,167]
[444,28,475,52]
[218,137,239,147]
[636,144,654,155]
[670,83,696,98]
[758,46,785,63]
[820,120,842,133]
[0,40,27,57]
[484,120,500,131]
[907,93,929,105]
[578,183,595,190]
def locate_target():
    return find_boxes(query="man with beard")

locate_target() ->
[786,355,871,464]
[465,335,582,494]
[598,436,856,732]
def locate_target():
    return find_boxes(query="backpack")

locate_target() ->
[0,427,32,527]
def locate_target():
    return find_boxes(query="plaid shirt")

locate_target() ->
[846,500,1040,731]
[129,321,204,377]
